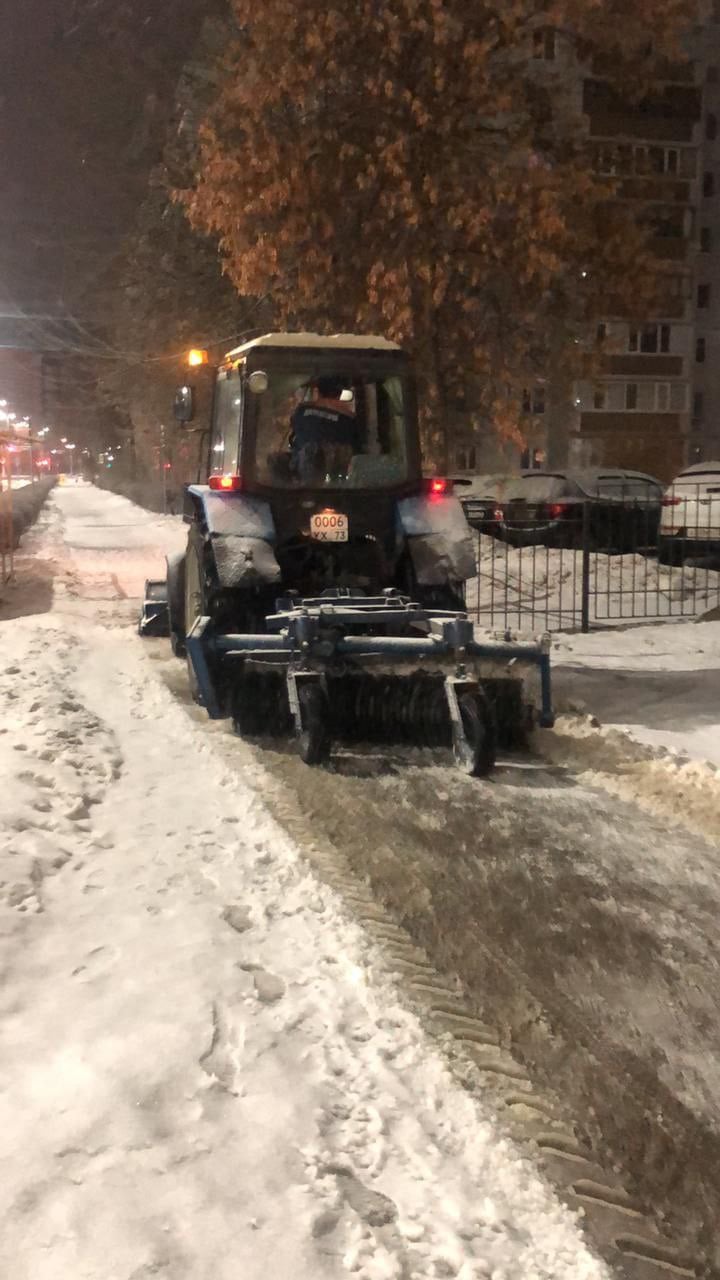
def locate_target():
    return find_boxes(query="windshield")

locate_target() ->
[253,369,411,489]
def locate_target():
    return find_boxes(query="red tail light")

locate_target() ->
[662,496,681,506]
[425,477,449,496]
[546,502,570,519]
[209,474,243,492]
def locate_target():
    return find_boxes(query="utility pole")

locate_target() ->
[160,423,167,514]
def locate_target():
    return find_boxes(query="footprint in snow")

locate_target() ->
[17,771,55,790]
[252,969,285,1003]
[323,1167,398,1229]
[221,905,253,934]
[72,946,117,981]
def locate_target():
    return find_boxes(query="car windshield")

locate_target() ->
[253,369,411,489]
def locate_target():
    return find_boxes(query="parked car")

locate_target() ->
[450,476,504,534]
[456,469,663,551]
[658,460,720,564]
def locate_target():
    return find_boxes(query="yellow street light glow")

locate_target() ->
[188,348,209,367]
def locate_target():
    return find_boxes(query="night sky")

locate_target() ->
[0,0,211,320]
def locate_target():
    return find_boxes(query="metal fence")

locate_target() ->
[463,485,720,634]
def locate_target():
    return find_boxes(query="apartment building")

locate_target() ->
[456,9,719,482]
[570,56,701,481]
[692,11,720,461]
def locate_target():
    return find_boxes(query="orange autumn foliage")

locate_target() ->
[180,0,696,465]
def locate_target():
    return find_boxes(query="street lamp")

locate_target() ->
[65,442,76,475]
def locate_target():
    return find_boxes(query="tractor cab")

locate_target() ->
[173,335,473,602]
[193,333,422,498]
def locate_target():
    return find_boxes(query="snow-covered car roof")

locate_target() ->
[673,460,720,478]
[226,332,402,358]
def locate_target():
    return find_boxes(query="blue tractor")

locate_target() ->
[140,333,553,774]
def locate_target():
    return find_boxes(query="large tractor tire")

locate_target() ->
[184,528,215,703]
[166,552,187,658]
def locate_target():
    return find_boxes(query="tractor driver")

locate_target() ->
[290,376,361,483]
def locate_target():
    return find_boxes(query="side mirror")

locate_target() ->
[174,385,195,423]
[247,370,269,395]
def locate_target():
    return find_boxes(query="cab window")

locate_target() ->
[210,368,243,475]
[253,370,411,489]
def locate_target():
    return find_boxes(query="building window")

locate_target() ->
[606,144,696,179]
[701,226,712,253]
[696,337,706,363]
[593,386,607,410]
[628,324,671,353]
[596,322,607,342]
[454,446,477,473]
[707,114,718,141]
[693,391,704,422]
[698,283,711,308]
[625,384,638,410]
[522,386,546,414]
[670,383,687,412]
[532,28,556,60]
[703,171,715,197]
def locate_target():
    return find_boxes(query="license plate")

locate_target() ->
[310,511,348,542]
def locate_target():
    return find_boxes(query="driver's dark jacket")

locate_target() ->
[290,404,361,455]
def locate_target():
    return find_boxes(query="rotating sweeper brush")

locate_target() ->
[184,591,553,776]
[139,333,555,776]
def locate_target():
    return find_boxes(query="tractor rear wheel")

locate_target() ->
[453,689,497,777]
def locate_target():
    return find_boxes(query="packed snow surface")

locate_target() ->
[0,486,608,1279]
[553,621,720,768]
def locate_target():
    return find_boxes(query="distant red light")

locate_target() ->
[163,462,172,471]
[425,477,449,498]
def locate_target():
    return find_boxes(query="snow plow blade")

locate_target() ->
[184,592,554,776]
[138,580,170,637]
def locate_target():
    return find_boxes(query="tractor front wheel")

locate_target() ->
[453,689,497,777]
[296,681,331,766]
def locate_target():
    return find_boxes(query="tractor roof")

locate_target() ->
[226,332,402,359]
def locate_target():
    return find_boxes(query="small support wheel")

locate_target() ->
[453,690,497,777]
[170,631,186,659]
[296,681,331,766]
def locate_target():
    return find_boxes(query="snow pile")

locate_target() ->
[536,712,720,845]
[466,537,720,630]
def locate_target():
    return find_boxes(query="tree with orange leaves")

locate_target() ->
[181,0,696,466]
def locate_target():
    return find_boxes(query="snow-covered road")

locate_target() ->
[0,490,610,1279]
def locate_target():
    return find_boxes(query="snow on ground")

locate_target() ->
[30,479,185,599]
[553,620,720,768]
[0,486,608,1279]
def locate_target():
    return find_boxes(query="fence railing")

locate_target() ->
[462,484,720,633]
